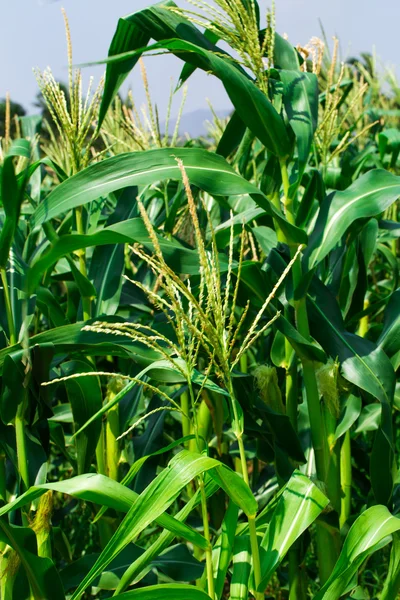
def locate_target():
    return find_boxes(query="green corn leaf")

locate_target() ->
[90,186,138,316]
[111,584,211,599]
[60,546,145,592]
[230,535,252,600]
[98,0,224,127]
[176,29,302,90]
[380,531,400,600]
[273,32,302,70]
[279,70,319,187]
[256,471,329,592]
[0,473,208,551]
[99,38,292,158]
[32,148,304,243]
[216,110,247,158]
[69,450,256,599]
[36,286,69,328]
[334,394,362,441]
[305,169,400,268]
[0,144,30,268]
[377,288,400,356]
[308,279,396,416]
[176,26,221,88]
[71,359,228,441]
[152,544,204,582]
[61,544,203,592]
[213,501,239,599]
[379,128,400,168]
[114,483,220,592]
[97,3,292,158]
[93,435,197,524]
[1,353,26,423]
[314,506,400,600]
[296,168,324,228]
[27,217,204,294]
[60,360,103,474]
[355,404,381,433]
[308,279,396,504]
[377,242,399,291]
[0,320,162,372]
[0,521,65,600]
[240,262,326,364]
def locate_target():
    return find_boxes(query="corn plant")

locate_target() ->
[0,2,399,600]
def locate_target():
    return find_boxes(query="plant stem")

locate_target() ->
[180,390,191,443]
[289,544,307,600]
[96,424,107,476]
[227,378,263,600]
[280,160,328,479]
[358,299,369,338]
[188,384,215,599]
[1,268,16,346]
[0,450,6,504]
[105,402,120,481]
[391,201,398,257]
[199,477,215,600]
[340,431,352,528]
[75,205,91,321]
[280,159,339,581]
[189,397,211,454]
[248,515,264,600]
[95,425,114,546]
[323,406,341,514]
[285,324,298,431]
[240,352,248,374]
[237,436,249,481]
[15,391,29,492]
[285,320,306,599]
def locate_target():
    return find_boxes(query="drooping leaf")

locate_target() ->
[0,320,162,372]
[32,148,303,243]
[0,473,208,551]
[97,4,292,157]
[98,0,225,127]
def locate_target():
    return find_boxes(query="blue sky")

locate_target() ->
[1,0,399,117]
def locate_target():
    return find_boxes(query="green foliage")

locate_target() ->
[0,2,399,599]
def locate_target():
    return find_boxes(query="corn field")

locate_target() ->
[0,1,400,599]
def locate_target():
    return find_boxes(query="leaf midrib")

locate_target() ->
[312,181,400,265]
[35,162,253,225]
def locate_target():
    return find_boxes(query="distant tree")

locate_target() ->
[0,97,26,138]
